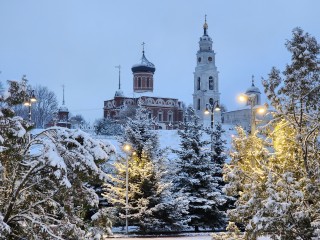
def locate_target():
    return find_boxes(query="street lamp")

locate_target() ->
[204,100,221,129]
[21,75,37,122]
[123,144,132,235]
[23,89,37,122]
[204,101,221,153]
[238,93,267,134]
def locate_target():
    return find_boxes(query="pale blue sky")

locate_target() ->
[0,0,319,122]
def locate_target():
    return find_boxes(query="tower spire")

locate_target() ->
[142,42,145,55]
[115,65,121,90]
[251,75,255,87]
[62,84,65,105]
[203,14,208,35]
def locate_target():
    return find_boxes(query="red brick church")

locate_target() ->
[103,47,184,129]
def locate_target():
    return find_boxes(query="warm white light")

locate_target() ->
[123,144,131,152]
[214,106,221,111]
[257,107,266,114]
[204,108,210,115]
[30,96,37,102]
[24,101,30,106]
[238,94,247,102]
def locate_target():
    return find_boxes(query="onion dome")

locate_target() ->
[131,51,156,73]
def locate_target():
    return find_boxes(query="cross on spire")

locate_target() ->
[142,42,145,53]
[62,84,65,105]
[203,14,208,35]
[115,65,121,90]
[251,75,255,87]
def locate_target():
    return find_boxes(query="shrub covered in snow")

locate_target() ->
[0,80,116,239]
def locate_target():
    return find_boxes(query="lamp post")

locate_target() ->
[24,89,37,122]
[204,100,221,129]
[204,101,220,152]
[22,75,37,122]
[123,144,131,235]
[238,93,266,134]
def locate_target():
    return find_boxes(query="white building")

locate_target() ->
[193,17,221,128]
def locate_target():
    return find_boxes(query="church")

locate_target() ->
[104,17,263,131]
[192,17,264,130]
[103,46,184,130]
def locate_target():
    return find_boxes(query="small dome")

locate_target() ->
[59,106,69,112]
[131,52,156,73]
[114,90,124,97]
[246,76,261,95]
[245,85,261,94]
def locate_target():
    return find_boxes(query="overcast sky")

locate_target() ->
[1,0,319,123]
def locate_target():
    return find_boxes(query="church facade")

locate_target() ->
[103,48,184,130]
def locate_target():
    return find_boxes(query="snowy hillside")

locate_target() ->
[98,124,237,163]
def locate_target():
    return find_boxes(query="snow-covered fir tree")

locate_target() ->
[173,107,227,231]
[105,103,188,232]
[0,80,115,239]
[224,28,320,239]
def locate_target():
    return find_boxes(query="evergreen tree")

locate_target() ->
[0,80,115,239]
[173,107,227,231]
[105,103,187,232]
[224,28,320,239]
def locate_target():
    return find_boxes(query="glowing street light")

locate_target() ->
[238,93,267,134]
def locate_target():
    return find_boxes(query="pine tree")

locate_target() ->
[173,107,227,231]
[0,80,115,239]
[224,28,320,239]
[105,103,187,232]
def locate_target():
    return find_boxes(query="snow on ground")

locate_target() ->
[107,233,271,239]
[97,124,237,163]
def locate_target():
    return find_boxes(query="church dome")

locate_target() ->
[114,89,124,97]
[131,51,156,73]
[245,85,261,95]
[59,105,69,112]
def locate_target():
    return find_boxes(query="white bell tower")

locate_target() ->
[192,16,221,127]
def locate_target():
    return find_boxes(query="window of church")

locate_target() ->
[147,78,150,87]
[209,77,214,90]
[168,111,173,122]
[158,111,163,122]
[197,99,201,110]
[197,77,201,90]
[138,77,141,88]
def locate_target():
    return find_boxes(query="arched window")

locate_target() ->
[209,76,214,90]
[147,78,150,87]
[158,111,163,122]
[138,77,141,88]
[197,77,201,90]
[168,111,173,122]
[197,99,201,110]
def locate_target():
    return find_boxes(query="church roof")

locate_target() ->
[245,77,261,94]
[131,51,156,73]
[58,105,69,112]
[114,89,124,97]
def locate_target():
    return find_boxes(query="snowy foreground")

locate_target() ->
[108,233,271,239]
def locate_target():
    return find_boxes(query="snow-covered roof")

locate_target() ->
[114,89,124,97]
[245,85,261,94]
[131,52,156,73]
[59,106,69,112]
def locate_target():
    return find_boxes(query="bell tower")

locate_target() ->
[192,16,220,127]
